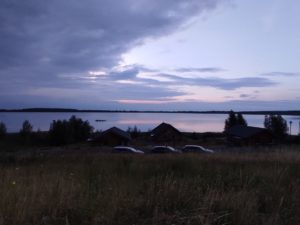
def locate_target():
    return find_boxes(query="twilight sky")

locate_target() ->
[0,0,299,110]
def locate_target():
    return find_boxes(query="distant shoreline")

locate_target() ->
[0,108,300,115]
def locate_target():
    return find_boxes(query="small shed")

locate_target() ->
[150,122,182,145]
[226,125,273,146]
[95,127,131,146]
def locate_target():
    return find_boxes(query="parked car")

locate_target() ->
[151,146,181,154]
[181,145,214,153]
[112,146,144,154]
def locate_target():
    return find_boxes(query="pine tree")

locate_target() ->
[20,120,33,136]
[237,113,247,126]
[224,110,237,131]
[224,111,248,132]
[264,115,288,140]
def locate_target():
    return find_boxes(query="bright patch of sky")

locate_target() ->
[124,1,300,74]
[122,0,300,107]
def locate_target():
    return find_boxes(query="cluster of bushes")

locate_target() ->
[49,116,93,145]
[127,125,141,138]
[0,116,93,147]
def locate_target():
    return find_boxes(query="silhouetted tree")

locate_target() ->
[224,110,248,132]
[224,110,237,131]
[18,120,33,144]
[49,120,70,145]
[237,113,247,126]
[68,115,92,142]
[264,115,288,140]
[20,120,33,136]
[0,122,7,139]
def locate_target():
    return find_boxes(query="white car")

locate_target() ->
[113,146,144,154]
[182,145,214,153]
[151,146,181,154]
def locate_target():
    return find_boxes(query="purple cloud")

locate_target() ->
[261,72,300,77]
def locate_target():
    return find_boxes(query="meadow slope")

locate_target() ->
[0,149,300,225]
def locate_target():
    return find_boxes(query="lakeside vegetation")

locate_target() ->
[0,110,298,151]
[0,150,300,225]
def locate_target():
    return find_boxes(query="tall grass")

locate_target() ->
[0,151,300,225]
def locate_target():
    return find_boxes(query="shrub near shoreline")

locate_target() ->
[0,151,300,225]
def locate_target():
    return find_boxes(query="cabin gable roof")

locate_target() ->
[102,126,131,140]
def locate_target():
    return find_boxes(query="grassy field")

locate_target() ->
[0,149,300,225]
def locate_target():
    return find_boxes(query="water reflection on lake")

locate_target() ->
[0,112,299,135]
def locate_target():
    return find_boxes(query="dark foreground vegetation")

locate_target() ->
[1,149,300,225]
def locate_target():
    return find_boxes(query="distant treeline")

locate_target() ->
[1,108,300,115]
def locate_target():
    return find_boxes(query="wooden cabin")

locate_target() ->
[150,122,182,145]
[226,125,273,146]
[95,127,131,146]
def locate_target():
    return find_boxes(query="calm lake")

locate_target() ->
[0,112,299,135]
